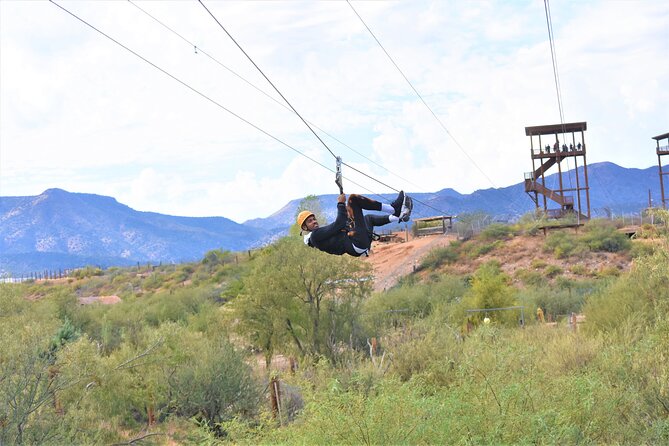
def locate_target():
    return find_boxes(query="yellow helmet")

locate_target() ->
[296,210,315,229]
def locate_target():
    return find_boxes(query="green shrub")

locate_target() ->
[635,223,659,239]
[514,268,544,287]
[461,240,502,259]
[388,325,461,384]
[71,266,103,279]
[530,259,547,269]
[569,264,589,276]
[597,265,622,278]
[583,246,669,335]
[266,378,447,445]
[544,264,563,278]
[419,241,461,270]
[480,223,516,241]
[630,241,656,258]
[544,230,578,258]
[582,219,631,253]
[453,261,517,327]
[160,327,261,429]
[517,283,588,319]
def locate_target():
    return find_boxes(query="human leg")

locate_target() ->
[348,194,383,212]
[347,195,375,250]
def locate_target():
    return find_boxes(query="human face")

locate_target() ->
[304,215,319,231]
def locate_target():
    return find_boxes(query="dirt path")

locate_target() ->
[364,232,455,291]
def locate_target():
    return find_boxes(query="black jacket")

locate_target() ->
[308,203,358,256]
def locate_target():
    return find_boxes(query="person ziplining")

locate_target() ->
[297,192,412,257]
[297,157,413,257]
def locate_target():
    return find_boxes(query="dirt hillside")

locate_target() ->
[365,231,633,291]
[364,232,455,291]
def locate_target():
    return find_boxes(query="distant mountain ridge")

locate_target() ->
[1,162,665,275]
[248,161,666,230]
[1,188,268,275]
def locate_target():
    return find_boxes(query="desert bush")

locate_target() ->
[71,266,103,279]
[630,240,656,258]
[596,265,622,278]
[544,230,578,258]
[466,240,502,258]
[452,261,518,327]
[514,268,544,287]
[363,285,433,329]
[544,264,563,278]
[419,241,461,270]
[582,220,631,253]
[480,223,516,240]
[427,274,468,304]
[159,325,262,431]
[517,284,588,321]
[387,324,462,385]
[362,276,465,337]
[530,258,547,269]
[569,263,589,276]
[0,287,114,444]
[202,249,234,268]
[584,246,669,335]
[266,377,447,445]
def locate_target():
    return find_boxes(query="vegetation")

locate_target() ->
[1,217,668,444]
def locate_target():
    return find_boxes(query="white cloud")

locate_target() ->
[2,0,668,220]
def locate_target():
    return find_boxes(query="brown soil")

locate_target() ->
[364,232,456,291]
[78,295,122,305]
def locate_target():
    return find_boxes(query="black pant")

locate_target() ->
[347,194,390,250]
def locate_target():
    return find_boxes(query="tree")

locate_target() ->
[157,324,261,432]
[455,261,517,326]
[229,244,300,368]
[231,237,372,365]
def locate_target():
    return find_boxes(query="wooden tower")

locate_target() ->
[654,132,669,209]
[524,122,590,220]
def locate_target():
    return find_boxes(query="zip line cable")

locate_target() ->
[197,0,337,161]
[543,0,566,193]
[197,0,454,216]
[127,0,425,193]
[347,0,498,190]
[47,0,387,203]
[348,0,536,218]
[544,0,577,194]
[544,0,565,127]
[51,0,455,217]
[546,1,612,218]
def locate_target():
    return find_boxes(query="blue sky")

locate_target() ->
[1,0,668,222]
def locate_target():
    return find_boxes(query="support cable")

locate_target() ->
[348,0,536,219]
[52,0,455,217]
[544,0,596,209]
[127,0,424,192]
[197,0,337,160]
[197,0,454,216]
[544,0,574,193]
[544,0,565,127]
[347,0,498,189]
[47,0,385,202]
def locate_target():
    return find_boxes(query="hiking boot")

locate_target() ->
[398,195,413,222]
[391,190,405,217]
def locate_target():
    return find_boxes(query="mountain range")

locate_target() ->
[1,161,665,276]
